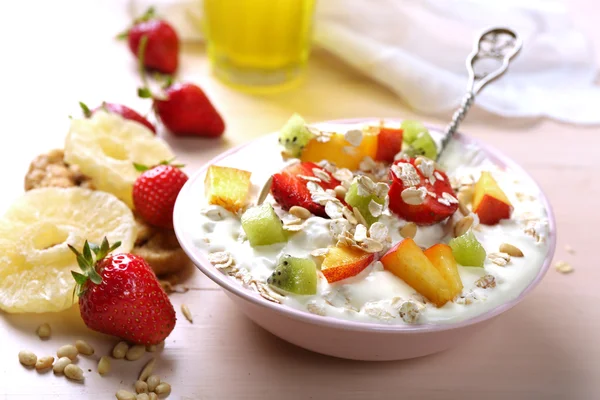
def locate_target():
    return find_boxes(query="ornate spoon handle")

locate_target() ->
[437,27,522,159]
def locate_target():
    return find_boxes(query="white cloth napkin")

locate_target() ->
[129,0,600,125]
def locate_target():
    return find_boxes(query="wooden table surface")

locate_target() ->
[0,1,598,399]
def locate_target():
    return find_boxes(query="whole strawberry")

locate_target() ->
[153,82,226,137]
[119,7,179,74]
[80,101,156,133]
[69,238,176,345]
[133,162,189,229]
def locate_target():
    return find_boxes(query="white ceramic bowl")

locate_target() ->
[173,119,556,361]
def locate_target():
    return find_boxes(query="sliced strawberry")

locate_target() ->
[270,162,341,217]
[375,127,403,163]
[388,158,458,225]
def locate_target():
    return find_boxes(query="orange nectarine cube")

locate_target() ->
[424,243,463,299]
[473,171,513,225]
[205,165,252,213]
[380,238,453,307]
[321,246,375,283]
[300,131,378,170]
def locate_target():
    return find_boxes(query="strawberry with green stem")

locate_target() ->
[79,101,156,133]
[133,160,189,229]
[118,7,179,75]
[69,237,176,345]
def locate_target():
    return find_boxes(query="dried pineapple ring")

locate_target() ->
[64,111,174,209]
[0,187,136,313]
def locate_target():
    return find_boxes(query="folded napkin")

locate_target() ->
[129,0,600,125]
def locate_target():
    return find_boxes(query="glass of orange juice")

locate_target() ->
[202,0,317,94]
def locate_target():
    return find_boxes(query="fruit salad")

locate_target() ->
[192,116,551,325]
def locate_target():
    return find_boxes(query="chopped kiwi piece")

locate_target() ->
[401,120,438,160]
[278,113,315,157]
[401,120,429,144]
[449,231,486,267]
[241,203,287,247]
[344,180,385,226]
[267,255,318,295]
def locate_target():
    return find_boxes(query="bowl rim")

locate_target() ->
[173,118,557,334]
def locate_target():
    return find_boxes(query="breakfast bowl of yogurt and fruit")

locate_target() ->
[173,114,556,361]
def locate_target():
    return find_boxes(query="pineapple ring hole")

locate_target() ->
[98,138,129,161]
[31,225,69,250]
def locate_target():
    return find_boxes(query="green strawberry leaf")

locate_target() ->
[88,269,103,285]
[133,162,150,172]
[82,241,92,262]
[137,87,153,99]
[72,271,87,286]
[79,102,92,118]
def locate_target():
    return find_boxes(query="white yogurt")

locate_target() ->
[188,122,551,325]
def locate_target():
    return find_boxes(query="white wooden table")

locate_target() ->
[0,1,599,399]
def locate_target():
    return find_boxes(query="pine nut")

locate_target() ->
[181,304,193,323]
[36,323,51,339]
[146,375,160,392]
[136,394,150,400]
[64,364,84,381]
[98,356,111,376]
[146,345,157,352]
[52,357,72,374]
[399,222,417,239]
[57,344,78,360]
[125,345,146,361]
[289,206,311,219]
[454,215,474,238]
[116,390,136,400]
[18,350,37,367]
[75,339,95,356]
[148,393,158,400]
[138,358,155,381]
[458,200,470,216]
[334,185,347,199]
[35,356,54,371]
[154,382,171,396]
[112,341,129,359]
[135,380,149,394]
[499,243,524,257]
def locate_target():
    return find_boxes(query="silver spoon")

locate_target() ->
[437,27,522,160]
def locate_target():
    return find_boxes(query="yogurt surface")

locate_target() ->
[184,121,551,325]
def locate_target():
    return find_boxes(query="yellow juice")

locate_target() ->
[203,0,316,93]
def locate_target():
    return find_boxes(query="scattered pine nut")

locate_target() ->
[499,243,524,257]
[146,375,160,392]
[64,364,84,381]
[116,390,136,400]
[146,345,157,352]
[57,344,78,360]
[112,341,129,359]
[53,357,72,374]
[138,358,156,382]
[18,350,37,367]
[154,382,171,396]
[135,380,149,394]
[36,323,51,340]
[35,356,54,371]
[97,356,111,376]
[289,206,311,219]
[75,339,95,356]
[125,345,146,361]
[148,393,158,400]
[458,200,470,216]
[334,185,347,198]
[399,222,417,239]
[454,215,474,238]
[565,244,575,254]
[181,304,193,323]
[136,394,150,400]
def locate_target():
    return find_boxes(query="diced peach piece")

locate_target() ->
[375,127,403,163]
[321,246,375,283]
[424,244,463,299]
[205,165,251,213]
[380,238,453,307]
[300,131,378,170]
[472,171,513,225]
